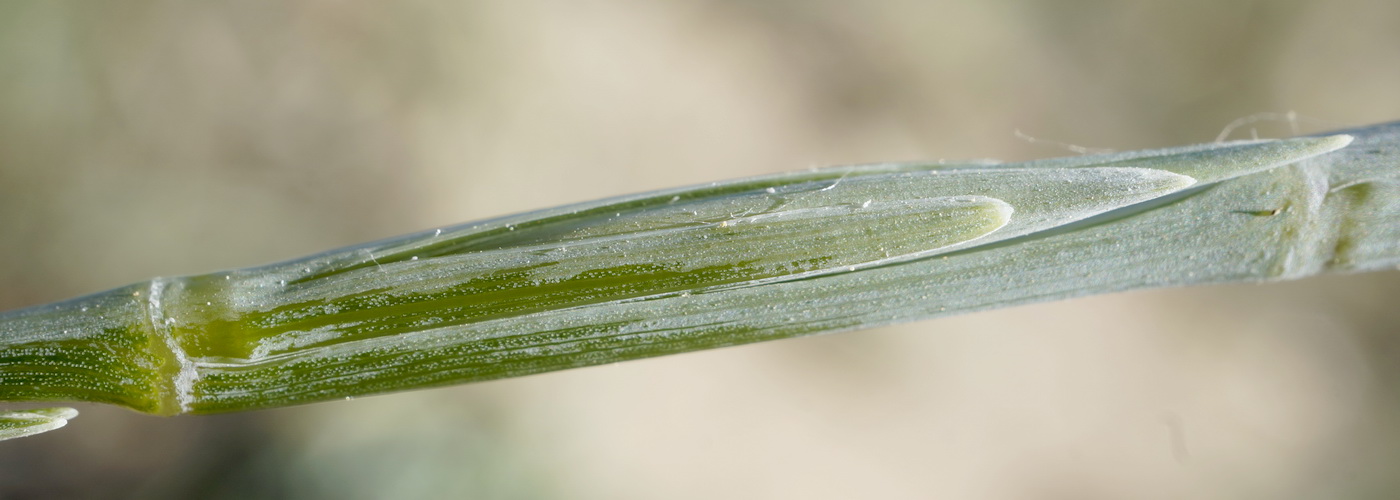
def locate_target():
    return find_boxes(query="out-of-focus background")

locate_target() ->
[0,1,1398,498]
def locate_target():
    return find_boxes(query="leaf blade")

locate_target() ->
[0,407,77,441]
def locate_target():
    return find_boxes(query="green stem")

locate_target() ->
[0,284,170,414]
[0,122,1396,418]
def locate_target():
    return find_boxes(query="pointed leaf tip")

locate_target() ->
[0,407,78,442]
[1074,134,1355,186]
[1317,133,1355,151]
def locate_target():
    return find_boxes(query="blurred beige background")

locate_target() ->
[1,1,1399,498]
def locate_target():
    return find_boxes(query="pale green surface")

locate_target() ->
[0,130,1382,421]
[1,2,1399,497]
[0,407,77,441]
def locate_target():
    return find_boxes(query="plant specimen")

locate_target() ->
[1,122,1396,440]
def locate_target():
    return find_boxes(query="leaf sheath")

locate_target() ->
[0,125,1393,416]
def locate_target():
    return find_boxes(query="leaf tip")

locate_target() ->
[0,407,79,442]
